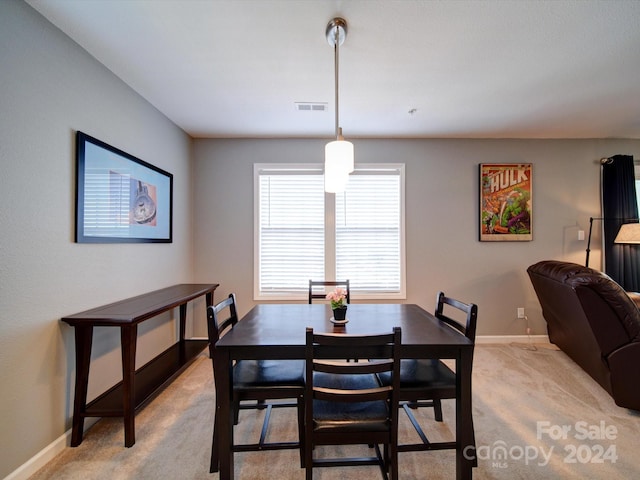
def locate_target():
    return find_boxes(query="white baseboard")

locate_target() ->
[4,418,99,480]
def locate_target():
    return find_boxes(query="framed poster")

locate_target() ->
[480,163,532,241]
[75,131,173,243]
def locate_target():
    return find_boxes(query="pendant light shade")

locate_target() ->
[324,139,351,193]
[324,17,353,192]
[324,160,349,193]
[325,132,354,174]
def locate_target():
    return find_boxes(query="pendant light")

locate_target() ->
[324,17,354,193]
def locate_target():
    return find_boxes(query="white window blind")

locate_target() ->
[257,168,325,294]
[254,164,405,300]
[335,171,402,293]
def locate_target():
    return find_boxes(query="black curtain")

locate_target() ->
[602,154,640,291]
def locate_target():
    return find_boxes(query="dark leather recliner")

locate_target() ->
[527,260,640,411]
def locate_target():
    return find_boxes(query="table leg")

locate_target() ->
[456,348,475,480]
[179,303,187,342]
[70,325,93,447]
[214,348,234,480]
[121,325,138,447]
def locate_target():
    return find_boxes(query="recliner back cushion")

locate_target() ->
[528,260,640,356]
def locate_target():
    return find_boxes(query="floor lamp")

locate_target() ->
[585,217,602,267]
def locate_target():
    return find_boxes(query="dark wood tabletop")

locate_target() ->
[62,284,218,326]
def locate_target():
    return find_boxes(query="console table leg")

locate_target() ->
[121,325,138,447]
[179,303,187,342]
[206,291,213,308]
[70,325,93,447]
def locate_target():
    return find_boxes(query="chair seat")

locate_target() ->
[312,371,389,432]
[378,359,455,389]
[233,359,305,388]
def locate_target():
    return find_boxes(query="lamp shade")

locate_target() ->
[324,153,349,193]
[325,139,354,174]
[614,223,640,244]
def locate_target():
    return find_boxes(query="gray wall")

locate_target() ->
[1,2,193,477]
[192,138,640,336]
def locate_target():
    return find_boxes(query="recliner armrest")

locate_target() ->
[626,291,640,310]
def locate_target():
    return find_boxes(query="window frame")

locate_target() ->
[253,163,406,301]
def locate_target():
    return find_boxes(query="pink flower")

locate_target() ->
[326,288,347,309]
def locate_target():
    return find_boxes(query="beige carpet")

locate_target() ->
[29,345,640,479]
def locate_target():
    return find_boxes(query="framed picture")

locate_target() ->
[75,131,173,243]
[479,163,532,242]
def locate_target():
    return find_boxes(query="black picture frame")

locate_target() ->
[75,131,173,243]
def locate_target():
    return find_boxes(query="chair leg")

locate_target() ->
[382,443,391,480]
[304,421,313,479]
[470,416,478,468]
[433,399,443,422]
[233,399,240,425]
[297,396,305,468]
[210,409,219,473]
[305,451,313,480]
[373,444,389,480]
[390,443,398,480]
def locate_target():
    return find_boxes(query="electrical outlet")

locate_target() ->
[517,307,525,318]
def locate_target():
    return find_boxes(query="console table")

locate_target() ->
[62,283,218,447]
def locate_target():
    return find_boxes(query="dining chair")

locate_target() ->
[207,293,305,473]
[304,326,401,480]
[308,279,350,304]
[377,291,478,462]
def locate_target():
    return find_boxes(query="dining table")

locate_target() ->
[213,303,475,480]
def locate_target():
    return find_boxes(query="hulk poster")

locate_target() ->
[480,163,532,241]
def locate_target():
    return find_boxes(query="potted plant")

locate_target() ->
[326,287,348,320]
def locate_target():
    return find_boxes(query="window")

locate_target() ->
[254,163,405,300]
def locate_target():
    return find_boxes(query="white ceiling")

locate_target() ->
[27,0,640,139]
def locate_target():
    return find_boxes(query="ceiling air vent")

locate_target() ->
[295,102,328,112]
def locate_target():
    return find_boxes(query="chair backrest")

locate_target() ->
[308,280,350,304]
[206,293,239,358]
[435,291,478,342]
[305,326,401,409]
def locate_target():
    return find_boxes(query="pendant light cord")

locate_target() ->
[334,26,340,140]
